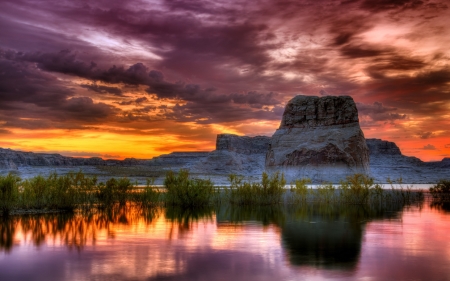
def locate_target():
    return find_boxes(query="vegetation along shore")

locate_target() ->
[1,170,445,216]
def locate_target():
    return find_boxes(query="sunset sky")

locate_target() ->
[0,0,449,161]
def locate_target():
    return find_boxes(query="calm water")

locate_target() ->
[1,201,450,281]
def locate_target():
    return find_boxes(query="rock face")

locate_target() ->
[266,95,369,182]
[191,134,271,176]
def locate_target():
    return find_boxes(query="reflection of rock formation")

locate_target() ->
[216,203,403,269]
[266,95,369,182]
[281,216,362,268]
[282,204,405,269]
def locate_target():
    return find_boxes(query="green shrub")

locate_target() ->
[0,173,21,215]
[21,175,49,209]
[227,172,286,205]
[164,170,214,207]
[46,173,77,210]
[69,171,97,206]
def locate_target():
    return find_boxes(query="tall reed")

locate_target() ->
[164,170,215,207]
[227,172,286,205]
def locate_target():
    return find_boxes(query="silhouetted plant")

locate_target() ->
[430,180,450,200]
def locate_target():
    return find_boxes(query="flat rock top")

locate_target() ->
[366,138,402,156]
[216,134,271,154]
[280,95,359,129]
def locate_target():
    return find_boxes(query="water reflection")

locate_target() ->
[3,201,450,281]
[430,200,450,213]
[0,205,160,252]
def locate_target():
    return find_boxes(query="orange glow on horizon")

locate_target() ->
[2,123,449,161]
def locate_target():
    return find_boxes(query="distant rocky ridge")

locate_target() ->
[366,139,449,183]
[266,95,369,182]
[1,136,449,183]
[0,148,115,169]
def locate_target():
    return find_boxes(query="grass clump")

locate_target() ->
[164,170,214,207]
[227,172,286,205]
[340,174,377,204]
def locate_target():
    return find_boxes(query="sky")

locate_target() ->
[0,0,449,161]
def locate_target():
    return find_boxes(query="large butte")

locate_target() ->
[265,95,370,182]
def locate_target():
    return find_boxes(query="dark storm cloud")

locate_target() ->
[0,58,72,107]
[134,97,148,104]
[357,102,407,121]
[423,144,436,150]
[4,48,283,121]
[341,45,385,59]
[80,83,123,96]
[117,97,149,106]
[231,92,279,107]
[360,0,426,12]
[419,131,433,139]
[57,97,116,122]
[168,101,281,124]
[0,56,119,129]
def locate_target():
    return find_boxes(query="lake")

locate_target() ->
[1,200,450,281]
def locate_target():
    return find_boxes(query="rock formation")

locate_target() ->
[266,95,370,182]
[191,134,271,176]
